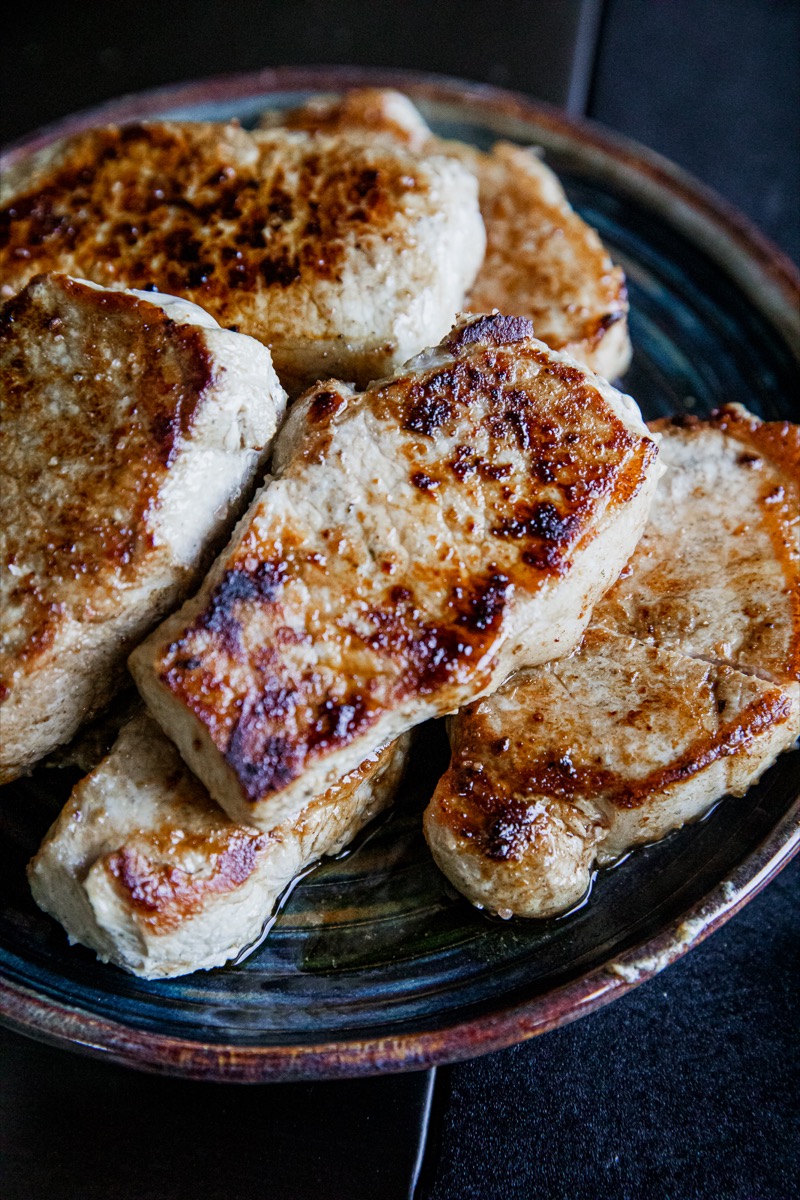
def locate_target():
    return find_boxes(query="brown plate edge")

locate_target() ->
[1,65,799,1080]
[2,794,798,1082]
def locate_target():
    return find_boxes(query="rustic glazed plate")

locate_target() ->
[1,67,798,1081]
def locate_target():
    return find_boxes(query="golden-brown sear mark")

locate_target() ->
[0,122,430,325]
[439,684,793,862]
[0,274,213,686]
[145,319,655,809]
[104,827,269,934]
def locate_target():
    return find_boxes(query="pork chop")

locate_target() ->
[0,273,286,781]
[259,88,631,378]
[0,120,485,392]
[594,405,800,685]
[425,410,800,917]
[425,627,797,918]
[129,313,660,831]
[29,710,409,977]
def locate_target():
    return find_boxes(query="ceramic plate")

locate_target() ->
[1,67,798,1081]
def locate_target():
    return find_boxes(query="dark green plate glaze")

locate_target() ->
[1,68,798,1081]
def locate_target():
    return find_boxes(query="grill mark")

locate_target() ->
[308,389,346,423]
[410,471,439,492]
[195,562,288,655]
[225,692,372,803]
[403,393,453,436]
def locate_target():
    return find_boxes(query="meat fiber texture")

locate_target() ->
[0,273,286,781]
[29,709,409,978]
[130,313,660,832]
[424,407,800,918]
[258,87,631,380]
[0,119,485,393]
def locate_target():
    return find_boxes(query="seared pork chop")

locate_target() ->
[456,141,631,380]
[259,88,631,378]
[425,410,800,917]
[29,710,409,977]
[425,628,797,918]
[594,405,800,686]
[0,120,485,392]
[0,273,286,781]
[129,314,660,831]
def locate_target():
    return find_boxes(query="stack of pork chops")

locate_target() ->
[1,90,796,978]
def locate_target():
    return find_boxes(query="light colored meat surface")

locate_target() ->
[594,406,800,685]
[0,273,286,781]
[129,313,660,831]
[259,88,631,378]
[29,710,409,978]
[0,120,485,392]
[425,411,800,918]
[456,141,631,380]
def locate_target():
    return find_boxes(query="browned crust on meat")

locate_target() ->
[259,88,429,148]
[0,274,213,688]
[99,737,400,935]
[104,828,270,934]
[460,142,630,363]
[254,92,632,377]
[0,121,432,332]
[158,566,519,804]
[435,684,794,863]
[260,91,630,369]
[654,404,800,477]
[447,313,534,350]
[148,326,652,806]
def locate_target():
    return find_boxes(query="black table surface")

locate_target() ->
[1,3,798,1198]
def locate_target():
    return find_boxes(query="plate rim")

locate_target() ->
[2,796,798,1081]
[1,65,798,1081]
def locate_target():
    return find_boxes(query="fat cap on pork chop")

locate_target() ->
[29,710,410,977]
[0,273,286,781]
[425,410,800,917]
[0,120,485,392]
[259,88,631,379]
[130,313,660,831]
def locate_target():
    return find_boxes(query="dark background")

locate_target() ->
[1,3,798,1198]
